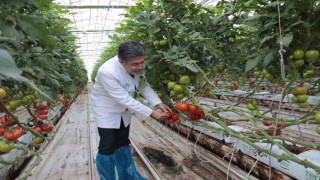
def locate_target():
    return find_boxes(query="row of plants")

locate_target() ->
[0,0,87,179]
[93,0,320,175]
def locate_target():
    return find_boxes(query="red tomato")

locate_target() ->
[167,119,175,124]
[5,128,22,141]
[33,127,42,134]
[33,119,44,127]
[40,103,47,110]
[194,108,203,116]
[200,112,205,119]
[13,127,24,136]
[40,110,48,115]
[0,128,4,136]
[186,101,194,105]
[2,99,8,104]
[266,127,282,136]
[262,118,272,126]
[172,114,179,121]
[41,124,52,132]
[179,103,189,111]
[188,105,197,112]
[38,115,47,120]
[277,120,285,127]
[1,116,15,127]
[166,111,172,116]
[175,101,182,109]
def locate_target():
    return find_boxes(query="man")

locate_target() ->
[91,40,170,180]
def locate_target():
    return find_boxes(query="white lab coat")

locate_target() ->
[91,56,162,129]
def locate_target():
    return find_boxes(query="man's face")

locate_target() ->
[119,55,145,75]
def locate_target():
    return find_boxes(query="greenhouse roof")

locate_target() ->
[53,0,219,78]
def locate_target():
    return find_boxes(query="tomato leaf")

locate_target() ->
[0,49,23,79]
[18,15,54,48]
[245,55,260,72]
[0,49,52,100]
[277,33,293,47]
[186,63,199,72]
[263,51,275,67]
[260,35,275,45]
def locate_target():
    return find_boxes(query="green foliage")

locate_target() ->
[0,0,87,97]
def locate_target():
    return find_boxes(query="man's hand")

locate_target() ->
[157,103,171,113]
[150,110,168,120]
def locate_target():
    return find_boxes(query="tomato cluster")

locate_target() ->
[165,110,180,124]
[76,86,82,95]
[291,84,310,108]
[246,101,260,116]
[64,100,70,109]
[175,101,205,121]
[33,103,48,121]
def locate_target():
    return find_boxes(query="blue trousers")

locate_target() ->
[96,146,148,180]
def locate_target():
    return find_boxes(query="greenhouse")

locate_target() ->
[0,0,320,180]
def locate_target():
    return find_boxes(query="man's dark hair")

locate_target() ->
[118,40,146,63]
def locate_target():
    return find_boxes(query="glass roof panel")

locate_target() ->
[54,0,219,78]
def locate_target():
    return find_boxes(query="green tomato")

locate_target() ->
[151,11,156,15]
[177,93,185,100]
[291,89,298,96]
[21,96,30,105]
[303,72,309,78]
[167,81,176,89]
[212,67,217,73]
[168,64,178,73]
[306,70,315,76]
[0,140,15,153]
[305,50,319,61]
[170,90,176,97]
[159,39,167,46]
[206,91,215,97]
[9,100,22,109]
[265,73,274,81]
[252,110,260,115]
[315,112,320,123]
[299,102,310,108]
[294,59,305,67]
[0,88,6,99]
[179,75,190,85]
[33,137,44,144]
[291,96,298,103]
[160,12,165,17]
[173,84,184,93]
[293,50,304,59]
[297,94,308,103]
[153,40,160,47]
[247,103,256,111]
[315,125,320,135]
[217,64,225,72]
[169,74,175,81]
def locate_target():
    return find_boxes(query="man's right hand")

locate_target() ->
[151,110,168,120]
